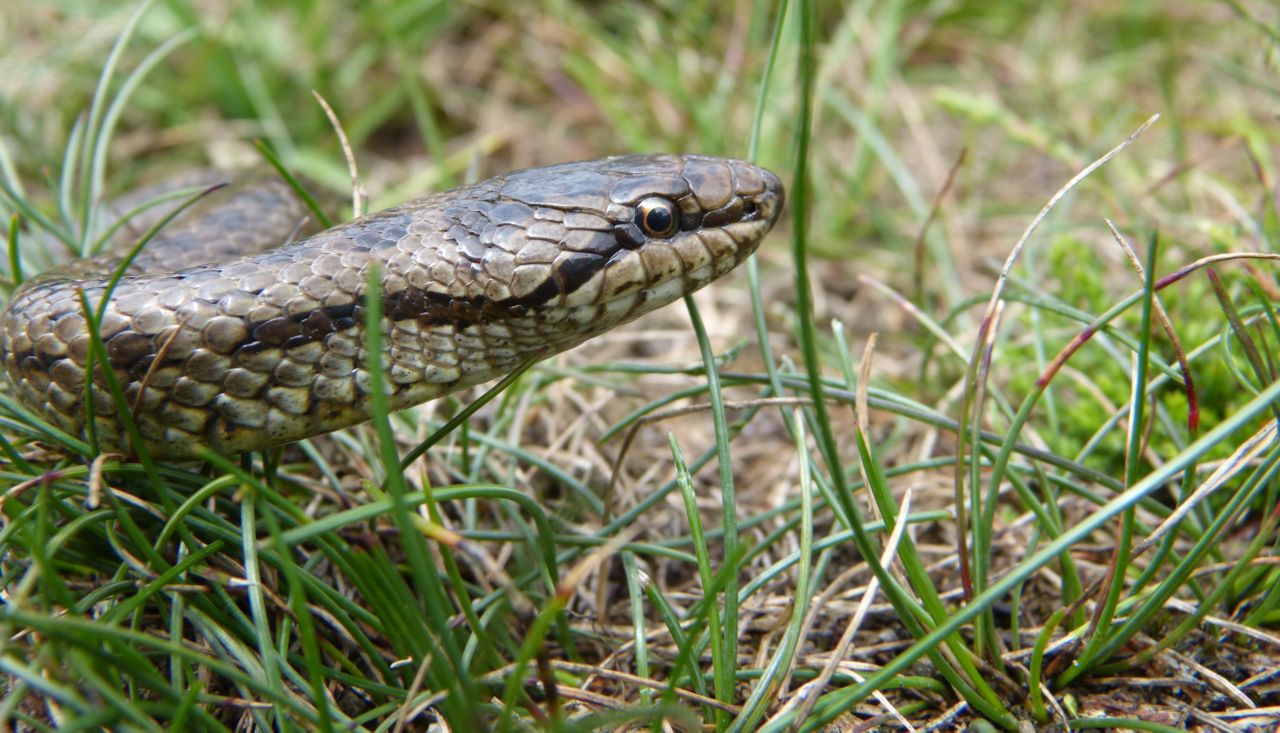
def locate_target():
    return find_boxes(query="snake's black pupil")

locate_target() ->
[641,202,674,236]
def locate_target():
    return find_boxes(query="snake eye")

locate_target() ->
[635,197,679,238]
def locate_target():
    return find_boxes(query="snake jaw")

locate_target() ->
[1,154,784,458]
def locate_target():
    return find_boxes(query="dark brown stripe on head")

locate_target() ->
[554,253,607,295]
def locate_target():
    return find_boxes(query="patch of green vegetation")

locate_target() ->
[1000,234,1278,479]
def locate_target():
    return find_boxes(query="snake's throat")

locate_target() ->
[1,154,784,458]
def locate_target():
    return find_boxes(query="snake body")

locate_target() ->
[1,155,783,458]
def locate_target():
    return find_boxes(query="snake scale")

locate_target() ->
[0,155,784,458]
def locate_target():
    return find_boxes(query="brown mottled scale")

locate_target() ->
[1,155,784,458]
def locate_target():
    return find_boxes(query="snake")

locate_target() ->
[0,154,784,459]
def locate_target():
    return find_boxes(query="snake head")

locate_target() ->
[481,153,785,344]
